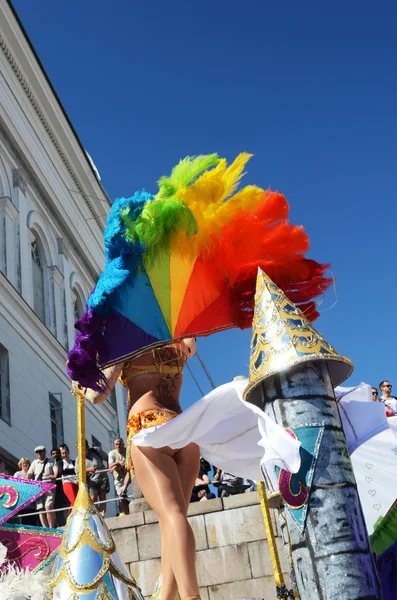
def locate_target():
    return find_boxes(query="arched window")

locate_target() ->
[31,238,46,323]
[72,291,85,324]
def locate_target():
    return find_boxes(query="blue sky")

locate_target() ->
[13,0,397,407]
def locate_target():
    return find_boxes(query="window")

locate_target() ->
[49,393,64,448]
[72,294,84,324]
[31,239,45,323]
[0,345,10,424]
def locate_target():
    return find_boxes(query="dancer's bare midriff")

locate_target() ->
[125,348,184,418]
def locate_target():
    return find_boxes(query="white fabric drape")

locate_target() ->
[133,378,301,483]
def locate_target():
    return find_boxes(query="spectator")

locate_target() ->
[58,444,78,508]
[243,479,257,492]
[191,462,211,502]
[14,457,30,480]
[51,448,67,526]
[27,446,55,528]
[379,380,397,416]
[108,438,130,516]
[218,472,248,497]
[371,388,379,402]
[76,440,109,515]
[197,489,216,502]
[14,458,36,526]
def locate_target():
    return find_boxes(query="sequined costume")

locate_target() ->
[125,409,179,474]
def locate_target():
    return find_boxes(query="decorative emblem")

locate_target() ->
[276,425,324,531]
[0,523,63,572]
[0,485,19,508]
[244,269,353,401]
[0,475,55,525]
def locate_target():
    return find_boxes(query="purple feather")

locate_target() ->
[67,308,109,392]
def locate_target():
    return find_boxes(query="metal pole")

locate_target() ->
[76,391,86,485]
[257,481,294,599]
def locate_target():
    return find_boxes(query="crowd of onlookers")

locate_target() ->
[371,380,397,416]
[9,436,130,528]
[3,379,395,527]
[190,458,256,503]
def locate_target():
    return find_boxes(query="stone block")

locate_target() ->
[189,515,208,551]
[205,505,266,548]
[129,498,151,513]
[248,538,288,579]
[196,544,251,587]
[144,509,158,524]
[222,491,260,511]
[112,527,139,563]
[137,515,208,559]
[144,587,209,600]
[187,497,223,517]
[129,557,161,597]
[106,511,144,530]
[137,523,161,560]
[208,575,276,600]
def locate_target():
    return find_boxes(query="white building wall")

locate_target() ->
[0,2,126,515]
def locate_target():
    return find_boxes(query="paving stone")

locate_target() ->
[137,523,161,561]
[144,509,158,524]
[199,587,209,600]
[208,576,276,600]
[190,515,209,551]
[187,497,223,517]
[112,527,139,563]
[137,514,208,560]
[106,511,144,530]
[222,491,260,510]
[248,538,288,579]
[205,505,266,548]
[129,498,151,513]
[129,557,161,597]
[196,544,251,587]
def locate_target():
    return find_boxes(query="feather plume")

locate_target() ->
[156,153,220,201]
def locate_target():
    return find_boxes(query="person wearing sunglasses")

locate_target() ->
[371,388,379,402]
[379,381,397,416]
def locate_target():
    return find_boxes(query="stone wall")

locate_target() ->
[106,491,291,600]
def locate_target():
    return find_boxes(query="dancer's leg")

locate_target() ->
[159,443,200,599]
[130,443,200,599]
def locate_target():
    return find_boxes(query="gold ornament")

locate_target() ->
[244,269,353,402]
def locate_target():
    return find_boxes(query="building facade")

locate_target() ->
[0,1,126,507]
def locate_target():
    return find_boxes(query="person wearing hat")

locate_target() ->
[27,445,56,528]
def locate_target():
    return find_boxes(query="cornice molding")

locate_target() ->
[0,124,100,285]
[0,31,104,232]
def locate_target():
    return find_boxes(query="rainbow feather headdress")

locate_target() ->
[67,153,331,390]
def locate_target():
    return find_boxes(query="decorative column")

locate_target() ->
[244,269,382,600]
[48,264,65,345]
[12,169,33,305]
[0,195,19,287]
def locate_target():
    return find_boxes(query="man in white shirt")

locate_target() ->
[27,445,55,527]
[379,380,397,416]
[108,438,130,516]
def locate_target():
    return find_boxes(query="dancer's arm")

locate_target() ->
[72,363,123,405]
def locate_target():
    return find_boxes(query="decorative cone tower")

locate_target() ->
[244,269,382,600]
[46,393,144,600]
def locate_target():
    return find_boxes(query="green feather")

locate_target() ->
[156,153,220,200]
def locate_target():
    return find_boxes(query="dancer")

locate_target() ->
[68,152,331,600]
[74,338,199,600]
